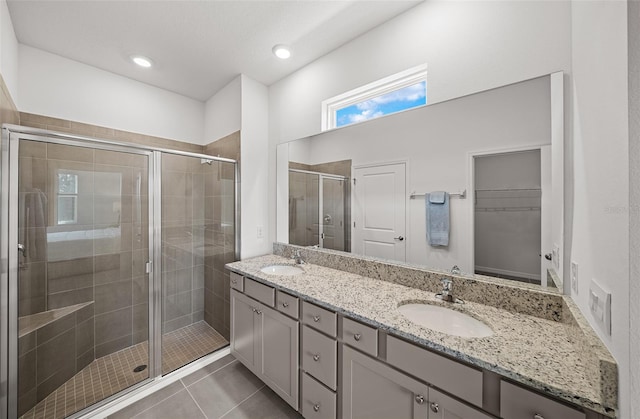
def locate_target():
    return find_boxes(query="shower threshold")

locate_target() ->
[20,321,228,419]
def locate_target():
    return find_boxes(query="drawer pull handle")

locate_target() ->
[414,395,425,405]
[353,333,361,341]
[313,315,320,322]
[312,354,320,362]
[313,404,320,412]
[231,279,237,284]
[256,310,262,315]
[429,402,438,412]
[533,415,545,419]
[282,302,289,308]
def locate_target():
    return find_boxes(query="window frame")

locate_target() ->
[56,171,79,225]
[321,63,428,131]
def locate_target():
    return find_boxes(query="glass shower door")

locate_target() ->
[321,177,346,251]
[160,154,235,374]
[10,137,152,419]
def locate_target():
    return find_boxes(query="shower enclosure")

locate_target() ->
[288,169,348,251]
[0,126,238,419]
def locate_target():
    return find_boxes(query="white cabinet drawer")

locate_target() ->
[342,317,378,357]
[500,381,586,419]
[386,335,483,408]
[302,300,337,337]
[302,325,337,390]
[230,271,243,292]
[302,373,336,419]
[276,290,299,319]
[244,277,275,307]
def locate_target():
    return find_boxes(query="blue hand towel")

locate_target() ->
[426,192,449,246]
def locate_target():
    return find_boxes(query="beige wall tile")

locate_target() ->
[47,143,95,163]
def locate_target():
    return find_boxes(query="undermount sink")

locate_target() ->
[260,265,304,276]
[398,303,493,338]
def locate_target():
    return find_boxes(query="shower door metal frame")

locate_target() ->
[0,124,240,419]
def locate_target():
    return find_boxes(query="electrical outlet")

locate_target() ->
[257,226,264,239]
[589,279,611,335]
[571,261,578,294]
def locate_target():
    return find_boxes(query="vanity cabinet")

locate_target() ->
[342,345,429,419]
[342,345,493,419]
[228,268,603,419]
[300,300,339,418]
[500,381,586,419]
[230,289,299,410]
[428,388,494,419]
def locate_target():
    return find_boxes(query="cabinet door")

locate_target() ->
[342,345,428,419]
[428,388,494,419]
[230,289,259,370]
[257,304,299,410]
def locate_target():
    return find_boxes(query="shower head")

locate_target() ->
[200,159,213,165]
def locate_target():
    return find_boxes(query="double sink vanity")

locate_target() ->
[225,244,617,419]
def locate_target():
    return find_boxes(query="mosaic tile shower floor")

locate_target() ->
[20,321,228,419]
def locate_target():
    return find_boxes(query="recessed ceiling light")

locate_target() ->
[272,45,291,60]
[131,55,153,68]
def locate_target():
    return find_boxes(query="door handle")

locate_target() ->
[544,253,552,261]
[394,236,404,241]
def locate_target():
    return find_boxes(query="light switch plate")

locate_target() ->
[589,279,611,335]
[570,261,578,294]
[257,226,264,239]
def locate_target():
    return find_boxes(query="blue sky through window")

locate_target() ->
[336,81,426,128]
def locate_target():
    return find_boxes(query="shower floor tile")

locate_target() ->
[20,321,228,419]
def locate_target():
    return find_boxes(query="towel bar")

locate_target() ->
[410,190,466,199]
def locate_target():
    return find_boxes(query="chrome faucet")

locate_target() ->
[450,265,461,275]
[436,278,463,303]
[292,249,305,265]
[438,278,454,302]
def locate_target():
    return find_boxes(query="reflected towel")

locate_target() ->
[426,191,449,247]
[19,189,48,262]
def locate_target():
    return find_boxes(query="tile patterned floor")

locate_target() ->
[20,321,228,419]
[108,355,302,419]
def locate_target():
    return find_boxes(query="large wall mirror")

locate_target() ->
[277,72,564,292]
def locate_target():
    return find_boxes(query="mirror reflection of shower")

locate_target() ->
[289,168,350,252]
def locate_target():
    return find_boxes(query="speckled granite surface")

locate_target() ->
[227,253,618,417]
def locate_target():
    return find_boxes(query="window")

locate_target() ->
[57,172,78,225]
[321,64,427,131]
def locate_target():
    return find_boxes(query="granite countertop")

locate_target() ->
[227,254,617,417]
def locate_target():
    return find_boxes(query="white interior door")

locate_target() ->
[353,163,406,262]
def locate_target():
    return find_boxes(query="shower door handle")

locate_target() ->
[17,243,26,256]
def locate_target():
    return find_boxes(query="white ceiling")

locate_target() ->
[7,0,422,101]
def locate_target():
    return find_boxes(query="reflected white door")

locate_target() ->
[352,163,406,261]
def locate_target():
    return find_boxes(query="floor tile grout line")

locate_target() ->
[130,382,188,419]
[182,358,238,388]
[217,385,266,419]
[184,386,210,419]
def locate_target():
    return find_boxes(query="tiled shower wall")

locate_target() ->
[17,304,94,416]
[203,131,240,340]
[17,140,150,358]
[289,159,351,252]
[15,114,239,353]
[161,154,206,333]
